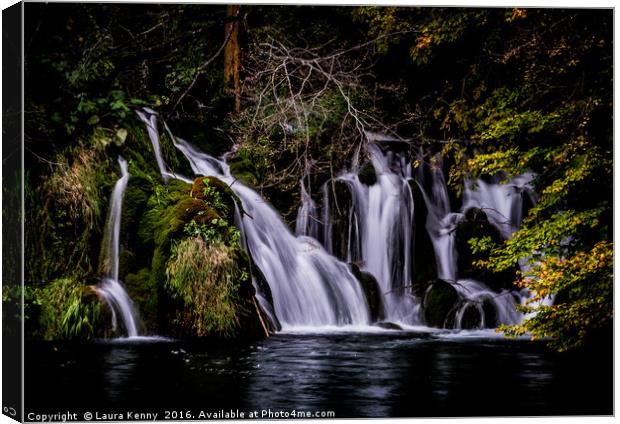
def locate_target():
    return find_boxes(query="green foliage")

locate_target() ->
[184,218,240,247]
[165,237,249,337]
[499,241,612,351]
[228,138,273,188]
[39,278,103,340]
[27,146,113,282]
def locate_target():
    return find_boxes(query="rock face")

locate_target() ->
[422,279,459,328]
[350,263,385,322]
[324,179,354,261]
[409,181,438,296]
[455,207,517,292]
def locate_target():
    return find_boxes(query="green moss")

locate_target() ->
[124,268,157,328]
[127,174,256,336]
[229,158,260,188]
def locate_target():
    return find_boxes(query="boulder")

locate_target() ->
[422,279,459,328]
[459,303,482,330]
[350,263,385,322]
[358,162,377,186]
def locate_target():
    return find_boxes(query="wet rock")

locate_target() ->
[422,279,459,328]
[350,263,385,322]
[358,162,377,186]
[229,158,259,188]
[374,321,403,330]
[459,303,482,330]
[481,298,498,328]
[249,258,281,333]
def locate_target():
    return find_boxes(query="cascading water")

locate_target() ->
[95,157,140,338]
[462,173,536,240]
[137,109,370,329]
[416,152,538,328]
[326,141,419,324]
[137,106,541,332]
[415,154,462,282]
[295,179,320,240]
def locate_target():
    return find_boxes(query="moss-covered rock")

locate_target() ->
[358,162,377,185]
[165,237,264,339]
[350,263,385,322]
[120,175,267,339]
[229,158,260,188]
[190,176,240,222]
[422,279,459,328]
[124,267,157,330]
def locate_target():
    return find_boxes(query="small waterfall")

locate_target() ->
[96,157,140,338]
[328,142,419,324]
[452,279,521,329]
[462,173,536,239]
[295,179,319,239]
[415,154,462,282]
[417,152,538,327]
[138,109,371,329]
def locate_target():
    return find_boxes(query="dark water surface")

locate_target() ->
[25,331,612,419]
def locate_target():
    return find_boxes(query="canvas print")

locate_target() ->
[2,2,613,421]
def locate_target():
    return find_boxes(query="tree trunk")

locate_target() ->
[224,5,241,113]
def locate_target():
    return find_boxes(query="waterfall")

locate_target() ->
[136,107,540,331]
[327,142,419,324]
[95,157,140,338]
[295,179,319,239]
[416,152,538,327]
[137,109,371,329]
[415,154,462,282]
[452,279,522,329]
[462,173,536,239]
